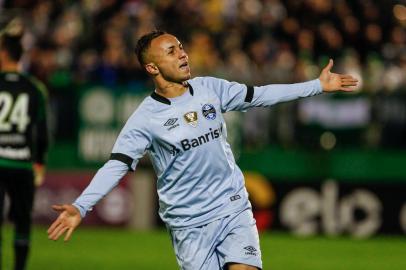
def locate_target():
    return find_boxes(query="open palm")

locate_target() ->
[319,59,358,92]
[47,204,82,242]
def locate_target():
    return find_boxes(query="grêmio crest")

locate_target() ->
[202,104,216,120]
[183,111,198,127]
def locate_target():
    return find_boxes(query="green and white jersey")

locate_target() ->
[0,72,48,169]
[74,77,322,229]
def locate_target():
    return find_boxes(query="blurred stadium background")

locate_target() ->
[1,0,406,269]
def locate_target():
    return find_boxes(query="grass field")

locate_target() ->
[2,226,406,270]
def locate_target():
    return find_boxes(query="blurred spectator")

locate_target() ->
[0,0,404,149]
[2,0,402,91]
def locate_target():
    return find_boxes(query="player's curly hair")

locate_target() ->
[134,30,166,66]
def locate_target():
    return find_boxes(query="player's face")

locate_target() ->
[147,34,191,83]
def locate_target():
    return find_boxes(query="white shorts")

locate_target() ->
[169,209,262,270]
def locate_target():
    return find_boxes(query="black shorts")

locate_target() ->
[0,167,34,225]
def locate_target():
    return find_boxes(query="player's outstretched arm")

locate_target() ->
[47,204,82,242]
[319,59,358,92]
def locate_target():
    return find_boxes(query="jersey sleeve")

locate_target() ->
[109,111,152,171]
[73,159,129,217]
[73,110,152,217]
[29,76,49,164]
[194,77,251,112]
[195,77,322,112]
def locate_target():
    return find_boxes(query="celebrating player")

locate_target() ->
[48,31,357,270]
[0,31,49,270]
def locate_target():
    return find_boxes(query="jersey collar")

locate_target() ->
[150,83,194,105]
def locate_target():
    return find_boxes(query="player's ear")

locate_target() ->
[145,63,159,76]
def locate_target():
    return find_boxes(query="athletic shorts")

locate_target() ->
[169,208,262,270]
[0,167,34,226]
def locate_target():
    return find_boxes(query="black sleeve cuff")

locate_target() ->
[245,85,254,103]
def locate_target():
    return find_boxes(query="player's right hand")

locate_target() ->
[33,163,46,187]
[47,204,82,242]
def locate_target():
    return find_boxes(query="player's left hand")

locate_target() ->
[319,59,358,92]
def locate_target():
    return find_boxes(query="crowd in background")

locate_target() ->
[1,0,405,148]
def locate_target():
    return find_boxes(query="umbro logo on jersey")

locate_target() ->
[244,246,258,256]
[184,111,198,127]
[164,118,178,126]
[164,118,180,131]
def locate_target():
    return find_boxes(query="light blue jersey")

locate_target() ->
[73,77,322,229]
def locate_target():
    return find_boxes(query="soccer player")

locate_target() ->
[0,32,49,270]
[48,31,358,270]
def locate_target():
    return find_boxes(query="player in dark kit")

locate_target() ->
[0,31,49,270]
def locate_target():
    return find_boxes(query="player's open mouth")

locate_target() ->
[179,62,189,70]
